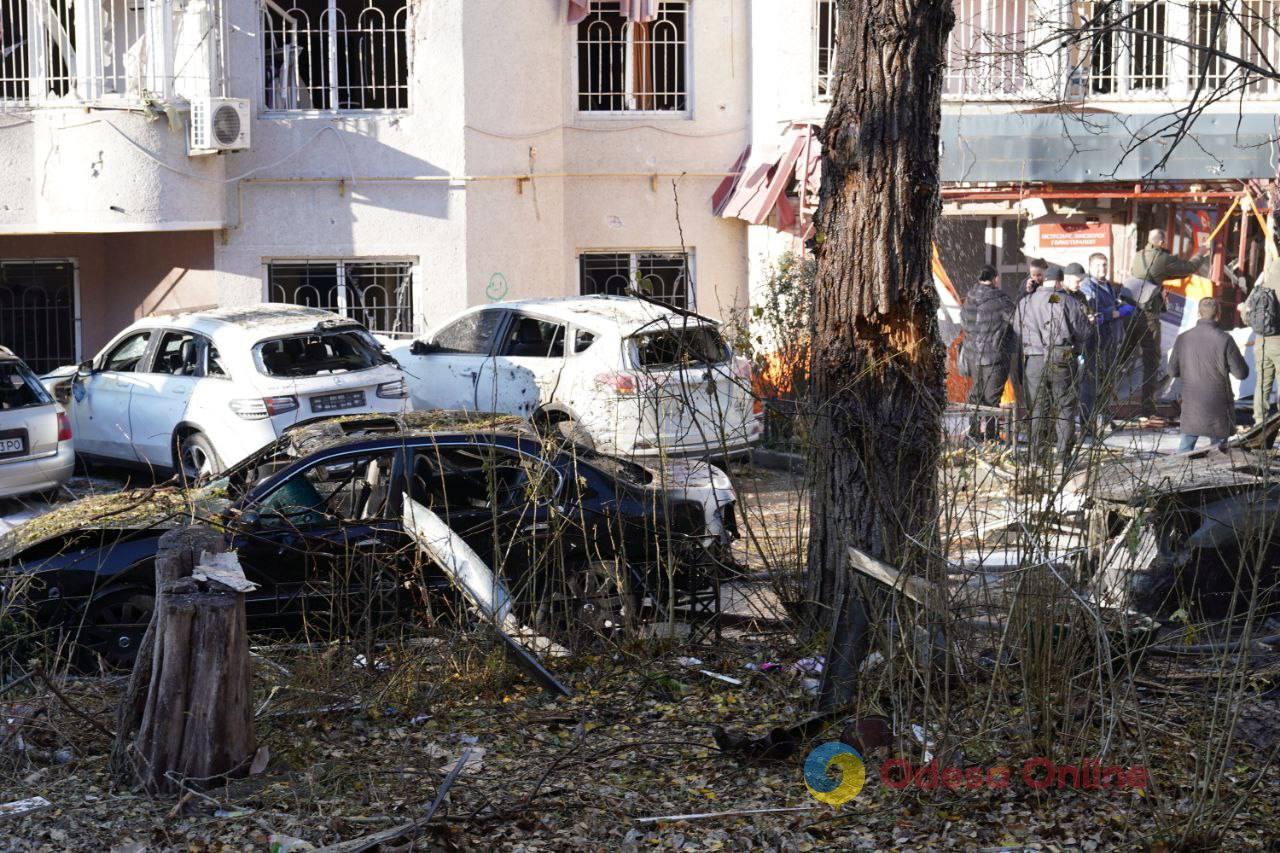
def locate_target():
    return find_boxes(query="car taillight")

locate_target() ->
[230,396,298,420]
[56,411,72,442]
[595,371,640,395]
[376,379,408,399]
[752,398,764,416]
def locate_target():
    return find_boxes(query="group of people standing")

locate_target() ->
[958,228,1261,460]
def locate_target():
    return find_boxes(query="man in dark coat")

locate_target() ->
[1168,299,1248,452]
[1012,266,1092,458]
[1125,228,1207,416]
[961,265,1015,441]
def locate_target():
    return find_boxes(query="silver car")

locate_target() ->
[0,347,74,499]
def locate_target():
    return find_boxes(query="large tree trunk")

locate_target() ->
[806,0,954,708]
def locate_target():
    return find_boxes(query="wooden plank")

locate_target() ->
[846,546,945,614]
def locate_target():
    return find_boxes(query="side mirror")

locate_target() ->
[233,509,261,531]
[77,359,94,375]
[409,339,437,356]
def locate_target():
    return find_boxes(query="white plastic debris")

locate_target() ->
[193,551,258,592]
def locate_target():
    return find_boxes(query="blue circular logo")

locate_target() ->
[803,742,865,805]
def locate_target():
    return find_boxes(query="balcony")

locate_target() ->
[0,0,226,108]
[944,0,1280,104]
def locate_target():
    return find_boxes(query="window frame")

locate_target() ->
[259,0,413,116]
[253,447,399,530]
[430,308,507,356]
[813,0,838,102]
[573,0,693,118]
[149,329,209,378]
[498,313,568,360]
[578,249,695,310]
[97,330,154,374]
[265,258,418,337]
[410,439,565,511]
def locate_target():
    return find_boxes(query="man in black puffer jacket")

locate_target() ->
[961,265,1015,440]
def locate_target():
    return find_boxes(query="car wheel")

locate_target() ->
[555,418,596,451]
[80,588,154,670]
[177,432,221,484]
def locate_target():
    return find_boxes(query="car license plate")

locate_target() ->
[310,390,366,413]
[0,432,27,459]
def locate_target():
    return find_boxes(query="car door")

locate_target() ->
[475,313,569,417]
[72,330,153,461]
[128,329,203,469]
[228,448,410,636]
[397,309,507,411]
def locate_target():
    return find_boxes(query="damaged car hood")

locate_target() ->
[0,487,230,561]
[1091,444,1280,505]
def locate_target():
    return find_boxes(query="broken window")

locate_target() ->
[255,329,383,377]
[101,331,152,373]
[409,445,558,513]
[579,251,691,310]
[0,360,52,411]
[257,451,395,529]
[432,311,503,355]
[500,316,566,359]
[577,0,688,113]
[268,260,415,337]
[262,0,410,111]
[151,331,204,376]
[631,325,729,369]
[814,0,838,99]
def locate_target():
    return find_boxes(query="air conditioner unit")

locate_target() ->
[189,97,251,155]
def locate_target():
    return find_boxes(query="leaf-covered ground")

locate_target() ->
[2,631,1277,851]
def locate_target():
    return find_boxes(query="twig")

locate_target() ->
[636,805,820,824]
[33,669,116,741]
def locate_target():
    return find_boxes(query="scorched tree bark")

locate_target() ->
[807,0,954,708]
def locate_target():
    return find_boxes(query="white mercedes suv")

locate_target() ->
[46,305,407,479]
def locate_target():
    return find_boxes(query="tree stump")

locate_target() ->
[134,583,256,795]
[109,525,255,794]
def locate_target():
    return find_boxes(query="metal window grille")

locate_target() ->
[577,0,688,113]
[814,0,838,100]
[262,0,409,111]
[1128,0,1168,90]
[1241,0,1280,94]
[0,260,77,374]
[1190,1,1230,89]
[268,260,415,336]
[943,0,1030,97]
[579,251,691,310]
[1,0,223,107]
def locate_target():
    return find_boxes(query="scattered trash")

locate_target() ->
[910,723,937,763]
[214,807,256,819]
[0,796,52,821]
[352,654,389,672]
[676,656,704,667]
[249,745,271,775]
[698,670,743,686]
[192,550,258,592]
[712,708,848,762]
[858,651,885,672]
[800,677,820,696]
[409,714,430,726]
[268,834,316,852]
[792,657,824,675]
[438,746,485,776]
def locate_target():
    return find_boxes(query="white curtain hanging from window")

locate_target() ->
[566,0,659,25]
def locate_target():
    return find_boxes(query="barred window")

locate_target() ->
[814,0,838,100]
[268,260,415,337]
[577,1,688,113]
[262,0,410,111]
[579,251,691,310]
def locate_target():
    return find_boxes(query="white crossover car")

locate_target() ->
[46,305,407,478]
[388,296,763,458]
[0,347,74,499]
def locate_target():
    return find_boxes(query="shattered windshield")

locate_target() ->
[255,329,383,377]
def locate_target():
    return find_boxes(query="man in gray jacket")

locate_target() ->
[1012,267,1092,458]
[1168,299,1248,452]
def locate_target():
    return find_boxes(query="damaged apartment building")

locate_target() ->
[0,0,751,371]
[718,1,1280,399]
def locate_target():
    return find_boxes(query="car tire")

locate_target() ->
[79,587,154,670]
[555,418,596,451]
[177,431,221,484]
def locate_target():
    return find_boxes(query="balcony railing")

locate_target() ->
[0,0,225,108]
[944,0,1280,102]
